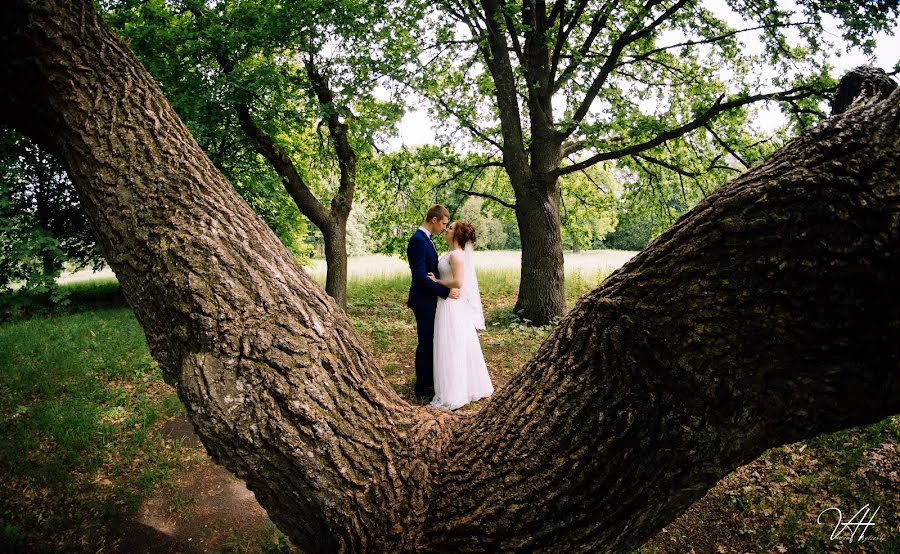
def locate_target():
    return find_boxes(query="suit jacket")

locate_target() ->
[407,229,451,310]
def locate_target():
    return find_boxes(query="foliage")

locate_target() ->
[401,0,897,167]
[360,146,474,255]
[599,201,659,251]
[102,0,410,261]
[457,197,507,250]
[362,146,619,254]
[0,131,103,305]
[558,163,620,251]
[389,0,898,318]
[231,164,315,259]
[344,200,377,256]
[304,199,375,256]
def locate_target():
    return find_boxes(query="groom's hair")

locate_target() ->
[454,221,477,248]
[424,204,449,223]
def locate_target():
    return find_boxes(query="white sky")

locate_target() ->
[385,6,900,150]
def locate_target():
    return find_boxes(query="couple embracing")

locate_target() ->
[406,205,494,410]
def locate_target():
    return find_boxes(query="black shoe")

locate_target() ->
[415,387,435,398]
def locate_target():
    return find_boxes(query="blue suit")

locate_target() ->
[407,229,451,396]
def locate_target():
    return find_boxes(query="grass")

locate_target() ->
[0,299,183,551]
[639,421,899,553]
[1,251,897,552]
[0,276,124,321]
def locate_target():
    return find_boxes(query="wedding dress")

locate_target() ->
[431,244,494,410]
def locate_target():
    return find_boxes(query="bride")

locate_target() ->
[427,221,494,409]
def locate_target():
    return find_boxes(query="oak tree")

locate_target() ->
[1,0,897,550]
[402,0,899,322]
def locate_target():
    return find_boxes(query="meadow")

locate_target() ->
[1,250,897,552]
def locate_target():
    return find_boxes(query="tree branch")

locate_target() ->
[553,3,611,91]
[199,21,332,229]
[477,0,530,182]
[562,0,691,137]
[429,91,504,150]
[704,124,749,169]
[555,84,832,177]
[233,104,330,228]
[616,21,816,70]
[497,0,526,67]
[635,152,701,177]
[564,154,609,193]
[304,51,356,221]
[455,187,517,209]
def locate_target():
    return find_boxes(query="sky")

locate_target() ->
[385,7,900,150]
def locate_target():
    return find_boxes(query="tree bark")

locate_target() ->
[513,179,566,322]
[832,65,897,115]
[322,220,349,308]
[479,0,571,324]
[1,1,898,552]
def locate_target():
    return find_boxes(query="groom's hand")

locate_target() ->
[449,288,460,299]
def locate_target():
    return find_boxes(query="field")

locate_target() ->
[1,250,897,552]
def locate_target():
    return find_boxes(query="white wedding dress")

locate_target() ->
[431,246,494,410]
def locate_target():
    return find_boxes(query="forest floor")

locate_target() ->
[1,251,897,552]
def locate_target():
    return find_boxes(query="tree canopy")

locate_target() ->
[102,0,412,305]
[391,0,899,322]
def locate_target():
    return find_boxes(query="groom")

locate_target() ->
[407,204,459,397]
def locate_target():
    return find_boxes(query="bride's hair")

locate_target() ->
[454,221,477,248]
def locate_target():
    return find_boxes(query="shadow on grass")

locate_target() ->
[0,277,125,321]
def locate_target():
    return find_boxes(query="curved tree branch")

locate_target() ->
[427,87,900,550]
[554,84,835,177]
[304,51,356,221]
[233,104,331,229]
[454,187,517,209]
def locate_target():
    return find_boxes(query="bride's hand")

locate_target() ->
[427,272,437,282]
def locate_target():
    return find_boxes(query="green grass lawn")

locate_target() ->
[0,299,184,550]
[1,260,897,552]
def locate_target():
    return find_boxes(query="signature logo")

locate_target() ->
[817,504,881,542]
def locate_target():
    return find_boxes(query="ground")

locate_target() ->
[1,250,897,552]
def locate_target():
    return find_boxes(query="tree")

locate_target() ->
[0,131,102,301]
[458,197,508,249]
[103,0,406,307]
[401,0,899,323]
[1,1,897,551]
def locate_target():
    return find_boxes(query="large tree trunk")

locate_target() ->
[513,179,566,323]
[1,1,898,551]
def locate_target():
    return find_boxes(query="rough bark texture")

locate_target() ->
[832,65,897,115]
[513,182,566,322]
[0,2,453,550]
[322,222,349,308]
[2,1,898,552]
